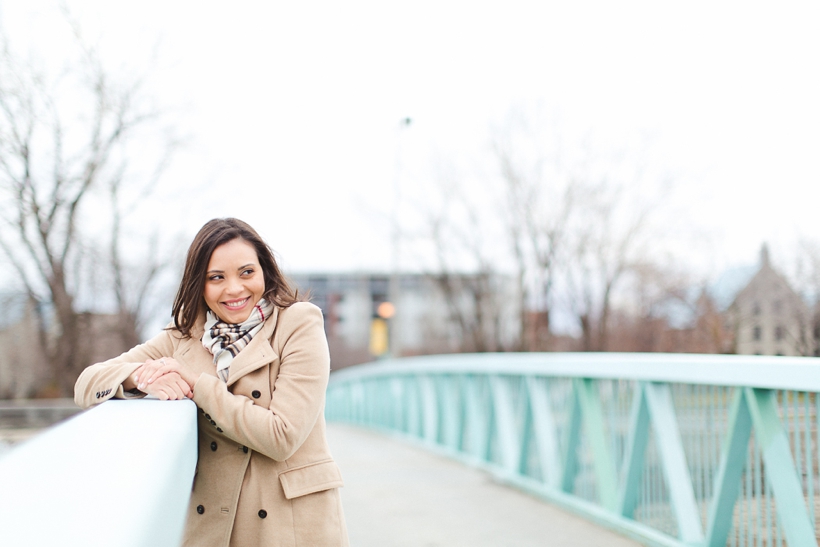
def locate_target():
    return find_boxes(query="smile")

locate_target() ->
[223,297,250,309]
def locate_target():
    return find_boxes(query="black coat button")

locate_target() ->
[258,509,267,519]
[252,390,261,398]
[211,441,218,451]
[243,446,249,454]
[196,505,205,515]
[210,420,216,426]
[216,427,223,433]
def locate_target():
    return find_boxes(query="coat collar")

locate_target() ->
[183,306,281,387]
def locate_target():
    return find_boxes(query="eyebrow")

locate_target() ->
[206,264,255,275]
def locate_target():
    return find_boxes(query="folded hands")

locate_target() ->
[131,357,198,401]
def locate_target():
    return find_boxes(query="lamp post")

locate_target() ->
[388,117,412,358]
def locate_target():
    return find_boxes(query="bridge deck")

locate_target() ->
[327,423,642,547]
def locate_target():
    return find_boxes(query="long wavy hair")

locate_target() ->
[171,218,300,337]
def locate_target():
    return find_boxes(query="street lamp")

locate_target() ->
[388,117,412,358]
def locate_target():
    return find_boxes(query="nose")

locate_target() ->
[226,276,243,295]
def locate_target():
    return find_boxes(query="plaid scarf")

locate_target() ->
[202,299,275,382]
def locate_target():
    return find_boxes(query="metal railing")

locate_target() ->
[325,353,820,547]
[0,399,197,547]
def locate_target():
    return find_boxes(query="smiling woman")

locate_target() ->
[73,218,349,547]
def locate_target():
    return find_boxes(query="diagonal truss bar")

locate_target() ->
[419,375,439,444]
[575,378,618,511]
[525,376,562,488]
[406,376,422,437]
[644,382,704,544]
[464,375,491,462]
[351,382,365,424]
[389,378,404,431]
[705,389,753,547]
[744,388,815,546]
[439,376,463,451]
[618,382,650,519]
[706,388,816,547]
[560,381,583,494]
[490,375,523,474]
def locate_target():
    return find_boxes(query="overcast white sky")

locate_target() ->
[3,0,820,280]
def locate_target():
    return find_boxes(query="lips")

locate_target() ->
[223,297,250,309]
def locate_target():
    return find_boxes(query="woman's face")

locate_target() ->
[203,238,266,323]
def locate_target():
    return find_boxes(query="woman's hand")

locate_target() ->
[133,357,197,394]
[140,372,192,400]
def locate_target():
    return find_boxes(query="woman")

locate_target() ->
[74,218,349,547]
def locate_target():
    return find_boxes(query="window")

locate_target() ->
[752,302,761,315]
[772,300,782,313]
[753,326,762,341]
[775,325,784,341]
[369,276,389,294]
[308,276,329,291]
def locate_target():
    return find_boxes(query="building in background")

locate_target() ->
[726,245,814,356]
[289,272,521,370]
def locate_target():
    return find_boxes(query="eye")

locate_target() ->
[208,274,223,281]
[241,268,255,276]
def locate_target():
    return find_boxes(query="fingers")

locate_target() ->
[133,359,160,389]
[169,373,194,398]
[163,378,187,400]
[143,372,192,400]
[124,364,146,391]
[135,357,178,391]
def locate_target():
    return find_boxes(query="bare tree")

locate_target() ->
[491,109,578,351]
[423,171,511,353]
[0,24,176,395]
[414,106,678,355]
[560,182,643,351]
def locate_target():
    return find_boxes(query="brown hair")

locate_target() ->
[171,218,300,337]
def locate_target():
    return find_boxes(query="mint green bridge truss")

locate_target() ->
[325,353,820,547]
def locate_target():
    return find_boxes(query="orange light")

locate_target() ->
[377,301,395,319]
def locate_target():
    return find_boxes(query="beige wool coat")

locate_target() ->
[74,302,349,547]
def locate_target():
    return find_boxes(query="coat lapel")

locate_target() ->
[226,306,280,387]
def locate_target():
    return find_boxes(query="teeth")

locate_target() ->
[225,298,248,308]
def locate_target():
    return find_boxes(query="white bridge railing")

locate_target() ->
[325,353,820,547]
[0,399,197,547]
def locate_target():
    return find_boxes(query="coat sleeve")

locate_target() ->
[191,302,330,461]
[73,327,180,409]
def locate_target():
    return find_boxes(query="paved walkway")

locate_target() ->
[327,424,642,547]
